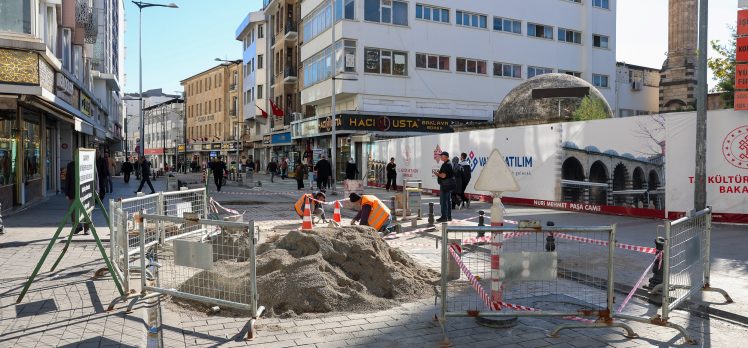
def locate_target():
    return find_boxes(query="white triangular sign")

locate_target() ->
[473,149,520,193]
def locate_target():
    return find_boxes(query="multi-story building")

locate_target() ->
[0,0,124,211]
[615,62,660,117]
[181,61,244,167]
[142,98,184,170]
[123,88,180,159]
[236,11,271,167]
[294,0,617,177]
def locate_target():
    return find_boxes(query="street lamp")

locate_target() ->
[133,1,178,160]
[122,96,142,161]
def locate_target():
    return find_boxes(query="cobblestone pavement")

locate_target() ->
[1,173,747,347]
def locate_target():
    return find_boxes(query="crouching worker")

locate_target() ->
[349,193,392,232]
[294,191,328,223]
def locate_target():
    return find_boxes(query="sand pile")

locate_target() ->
[175,226,439,317]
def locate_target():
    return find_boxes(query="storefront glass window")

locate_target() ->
[0,112,17,186]
[24,120,41,181]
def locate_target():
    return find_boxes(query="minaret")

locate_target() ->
[659,0,698,112]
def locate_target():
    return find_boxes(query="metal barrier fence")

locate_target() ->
[438,224,638,344]
[107,188,208,310]
[138,212,263,339]
[616,208,732,344]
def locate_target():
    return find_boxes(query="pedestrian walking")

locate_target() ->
[385,158,397,191]
[314,155,332,191]
[434,151,455,222]
[451,157,464,210]
[345,158,359,180]
[459,153,472,208]
[121,157,133,184]
[294,162,305,190]
[246,158,255,180]
[212,157,227,192]
[267,159,278,183]
[95,152,109,200]
[280,157,289,180]
[135,156,156,194]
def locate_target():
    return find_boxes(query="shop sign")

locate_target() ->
[80,93,92,116]
[295,118,320,138]
[165,148,175,155]
[739,9,748,36]
[186,144,194,151]
[221,142,238,150]
[72,87,80,110]
[210,143,221,150]
[318,114,472,133]
[178,144,186,152]
[202,144,211,150]
[271,132,292,145]
[55,73,74,104]
[262,135,271,144]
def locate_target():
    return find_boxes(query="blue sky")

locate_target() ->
[123,0,735,94]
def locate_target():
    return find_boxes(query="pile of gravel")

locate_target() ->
[175,226,439,317]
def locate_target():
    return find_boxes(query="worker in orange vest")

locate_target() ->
[348,193,392,232]
[294,191,328,223]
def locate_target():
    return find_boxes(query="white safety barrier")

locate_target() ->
[137,212,264,340]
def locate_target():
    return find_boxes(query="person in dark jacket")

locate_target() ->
[451,157,464,210]
[211,157,227,192]
[267,159,278,183]
[121,157,134,183]
[95,153,109,200]
[135,156,155,194]
[385,158,397,191]
[434,151,454,222]
[294,162,305,190]
[66,160,88,235]
[345,158,359,180]
[459,153,472,208]
[314,155,332,191]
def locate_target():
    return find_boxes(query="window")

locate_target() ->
[528,23,553,39]
[364,0,408,26]
[334,0,355,21]
[560,70,582,77]
[493,62,521,78]
[258,54,263,69]
[0,0,32,34]
[493,17,521,34]
[303,46,333,87]
[416,4,449,23]
[593,34,609,49]
[592,74,609,88]
[456,10,487,28]
[528,66,553,78]
[416,53,449,71]
[558,28,582,44]
[61,28,72,72]
[258,24,264,38]
[456,57,487,75]
[592,0,610,9]
[303,2,332,42]
[257,85,263,99]
[364,48,407,76]
[335,39,357,73]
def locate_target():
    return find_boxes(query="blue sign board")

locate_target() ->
[271,132,292,145]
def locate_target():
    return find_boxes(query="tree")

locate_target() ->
[707,27,736,108]
[573,96,608,121]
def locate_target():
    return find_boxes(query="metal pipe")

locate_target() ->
[661,221,672,320]
[444,226,613,233]
[607,224,616,314]
[440,222,448,322]
[694,0,708,211]
[330,0,337,195]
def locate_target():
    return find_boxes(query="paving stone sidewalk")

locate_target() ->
[1,174,747,347]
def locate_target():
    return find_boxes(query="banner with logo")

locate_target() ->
[369,110,748,223]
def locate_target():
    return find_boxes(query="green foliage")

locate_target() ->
[707,27,736,107]
[573,96,608,121]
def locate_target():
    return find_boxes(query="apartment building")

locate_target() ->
[235,11,271,166]
[615,62,660,117]
[142,98,184,169]
[181,61,244,166]
[293,0,617,176]
[123,88,181,158]
[0,0,124,211]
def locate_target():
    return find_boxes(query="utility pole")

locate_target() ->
[330,0,337,195]
[694,0,708,211]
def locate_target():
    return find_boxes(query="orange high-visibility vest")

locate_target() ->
[294,194,313,218]
[361,195,391,231]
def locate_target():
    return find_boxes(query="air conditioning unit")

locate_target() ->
[292,112,303,121]
[631,81,642,91]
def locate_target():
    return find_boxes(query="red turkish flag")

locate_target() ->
[256,104,269,118]
[269,99,284,117]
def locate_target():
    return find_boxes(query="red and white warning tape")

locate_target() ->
[552,232,657,254]
[617,251,662,314]
[460,232,531,246]
[209,198,243,215]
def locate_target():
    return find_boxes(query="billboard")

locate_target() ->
[78,149,96,213]
[368,110,748,223]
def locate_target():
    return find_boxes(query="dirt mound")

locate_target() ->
[176,226,439,317]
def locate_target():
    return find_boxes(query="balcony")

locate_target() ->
[229,83,237,91]
[284,21,298,41]
[283,66,297,84]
